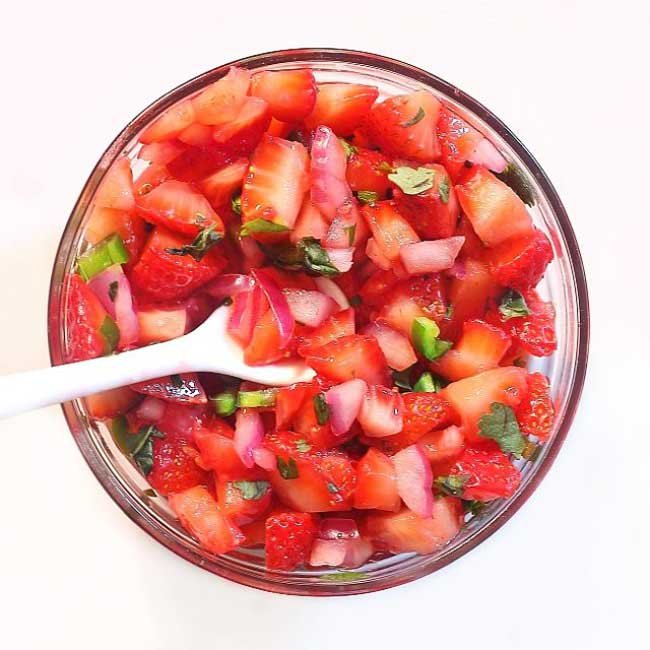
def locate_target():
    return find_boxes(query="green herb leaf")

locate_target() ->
[438,178,450,204]
[211,390,237,416]
[277,456,299,479]
[496,163,536,206]
[445,304,454,319]
[298,237,340,276]
[232,480,271,501]
[231,194,242,215]
[478,403,527,457]
[400,106,425,128]
[340,139,358,158]
[165,224,222,262]
[99,316,120,354]
[392,369,412,391]
[170,374,183,388]
[322,571,368,582]
[388,166,435,195]
[108,281,119,302]
[313,393,330,425]
[413,371,444,393]
[463,500,486,516]
[498,289,531,320]
[522,439,542,461]
[295,439,311,453]
[110,420,165,476]
[240,218,290,238]
[327,482,340,494]
[237,388,277,408]
[411,317,452,361]
[434,474,469,497]
[355,190,379,205]
[377,161,394,174]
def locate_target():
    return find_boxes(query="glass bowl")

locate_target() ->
[47,48,589,596]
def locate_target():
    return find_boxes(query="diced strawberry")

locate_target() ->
[138,140,188,166]
[362,498,462,554]
[304,83,379,136]
[251,69,317,122]
[199,158,248,208]
[148,432,209,496]
[419,425,465,467]
[443,259,501,341]
[455,166,533,247]
[486,289,557,357]
[304,334,390,386]
[275,383,310,430]
[85,387,141,420]
[216,478,273,526]
[359,269,399,308]
[135,180,224,237]
[65,274,112,362]
[167,144,232,183]
[94,157,135,212]
[84,206,147,267]
[212,96,271,156]
[137,307,187,344]
[358,385,404,438]
[194,418,259,479]
[346,147,392,197]
[436,107,487,180]
[296,307,355,356]
[130,227,227,302]
[131,372,207,405]
[353,448,401,511]
[241,135,309,229]
[455,215,486,259]
[449,446,521,501]
[156,402,208,439]
[442,366,528,440]
[486,228,554,291]
[177,122,215,147]
[192,66,251,126]
[265,511,317,570]
[266,117,295,138]
[290,199,329,243]
[392,164,459,239]
[169,486,244,554]
[431,319,511,381]
[361,200,420,261]
[515,372,555,441]
[244,308,287,365]
[361,319,417,371]
[140,99,196,144]
[365,90,441,162]
[240,516,268,548]
[133,164,172,197]
[378,274,447,335]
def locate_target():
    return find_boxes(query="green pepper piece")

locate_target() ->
[237,389,277,408]
[99,315,120,354]
[212,391,237,416]
[411,317,452,361]
[77,234,130,280]
[413,371,443,393]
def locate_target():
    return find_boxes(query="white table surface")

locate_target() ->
[1,1,648,648]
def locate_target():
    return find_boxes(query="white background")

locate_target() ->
[0,1,648,648]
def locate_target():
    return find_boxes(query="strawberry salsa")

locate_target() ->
[66,66,557,571]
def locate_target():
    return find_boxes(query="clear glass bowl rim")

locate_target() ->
[47,48,590,596]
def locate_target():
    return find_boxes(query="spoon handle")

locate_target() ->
[0,337,191,420]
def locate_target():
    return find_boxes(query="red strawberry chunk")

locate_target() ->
[212,96,271,157]
[94,157,135,212]
[192,66,251,126]
[486,228,554,291]
[131,372,207,405]
[449,446,521,501]
[251,69,317,122]
[265,511,317,570]
[346,147,392,197]
[139,99,196,144]
[130,227,227,302]
[199,158,249,208]
[365,90,441,162]
[148,433,209,496]
[305,83,379,136]
[515,372,555,441]
[361,201,420,262]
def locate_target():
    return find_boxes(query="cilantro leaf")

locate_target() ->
[327,482,340,494]
[240,218,290,238]
[295,439,311,453]
[400,106,425,128]
[108,281,118,302]
[232,480,271,501]
[231,194,242,215]
[438,178,450,204]
[165,224,222,261]
[277,456,299,479]
[463,500,486,516]
[298,238,340,276]
[388,166,435,195]
[110,419,165,476]
[392,369,413,391]
[355,190,379,205]
[340,139,358,158]
[496,162,536,206]
[434,474,469,497]
[313,393,330,425]
[498,289,531,320]
[477,403,526,457]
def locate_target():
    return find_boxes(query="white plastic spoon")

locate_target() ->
[0,305,315,420]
